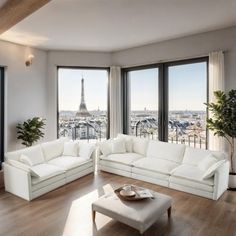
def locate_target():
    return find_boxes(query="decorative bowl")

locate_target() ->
[120,189,136,197]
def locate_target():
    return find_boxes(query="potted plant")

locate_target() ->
[16,117,46,147]
[205,90,236,190]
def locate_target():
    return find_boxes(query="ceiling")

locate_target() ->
[0,0,236,52]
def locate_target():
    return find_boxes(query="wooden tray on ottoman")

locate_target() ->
[114,185,154,201]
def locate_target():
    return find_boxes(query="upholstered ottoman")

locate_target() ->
[92,191,172,234]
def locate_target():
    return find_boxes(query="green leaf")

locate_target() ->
[16,117,46,147]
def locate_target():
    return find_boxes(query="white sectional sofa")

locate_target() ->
[3,138,96,201]
[98,134,229,200]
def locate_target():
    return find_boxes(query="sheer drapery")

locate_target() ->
[109,66,122,138]
[208,51,225,151]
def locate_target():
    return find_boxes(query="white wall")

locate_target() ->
[46,27,236,141]
[112,26,236,91]
[46,51,111,141]
[0,40,48,151]
[2,26,236,150]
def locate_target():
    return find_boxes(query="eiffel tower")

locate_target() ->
[76,78,91,117]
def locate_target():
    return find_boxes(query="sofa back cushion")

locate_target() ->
[132,137,149,156]
[182,147,227,166]
[117,133,133,140]
[98,138,127,156]
[5,145,45,165]
[98,140,112,156]
[41,138,68,161]
[146,140,186,163]
[111,138,126,154]
[197,154,218,172]
[79,143,96,160]
[63,141,79,157]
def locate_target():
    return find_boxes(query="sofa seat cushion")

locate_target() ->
[99,160,132,172]
[132,158,179,175]
[132,167,170,181]
[146,140,186,163]
[48,156,88,171]
[171,164,214,186]
[169,176,214,193]
[66,160,93,177]
[31,164,65,184]
[101,153,143,165]
[32,173,66,191]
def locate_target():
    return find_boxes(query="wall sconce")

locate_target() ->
[25,54,34,66]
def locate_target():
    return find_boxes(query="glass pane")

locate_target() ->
[168,62,207,149]
[58,68,108,141]
[128,68,159,139]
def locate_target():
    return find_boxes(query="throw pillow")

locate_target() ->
[202,160,225,179]
[63,141,78,157]
[198,154,218,172]
[111,138,126,154]
[117,134,133,152]
[79,143,95,160]
[20,154,34,166]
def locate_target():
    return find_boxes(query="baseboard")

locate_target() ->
[0,170,4,189]
[228,188,236,191]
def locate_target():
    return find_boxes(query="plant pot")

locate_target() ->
[228,173,236,190]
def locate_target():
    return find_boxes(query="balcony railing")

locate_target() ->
[59,121,107,142]
[132,121,206,149]
[168,127,206,149]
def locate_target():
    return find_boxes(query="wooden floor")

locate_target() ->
[0,172,235,236]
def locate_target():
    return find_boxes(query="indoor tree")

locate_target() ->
[16,117,46,147]
[205,90,236,174]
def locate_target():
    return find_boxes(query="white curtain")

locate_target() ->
[109,66,122,138]
[208,51,225,151]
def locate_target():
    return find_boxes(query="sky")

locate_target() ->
[58,62,207,111]
[58,68,108,111]
[130,62,207,111]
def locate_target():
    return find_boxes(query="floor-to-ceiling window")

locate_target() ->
[0,67,4,167]
[57,67,109,141]
[127,67,159,139]
[123,57,208,149]
[167,60,208,148]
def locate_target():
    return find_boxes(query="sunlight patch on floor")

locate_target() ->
[62,184,114,236]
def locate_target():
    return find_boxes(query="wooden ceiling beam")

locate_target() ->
[0,0,51,35]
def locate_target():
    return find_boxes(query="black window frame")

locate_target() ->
[0,67,4,168]
[122,56,209,148]
[122,63,162,136]
[57,66,110,140]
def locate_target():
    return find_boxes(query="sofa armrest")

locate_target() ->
[3,163,32,201]
[213,161,229,200]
